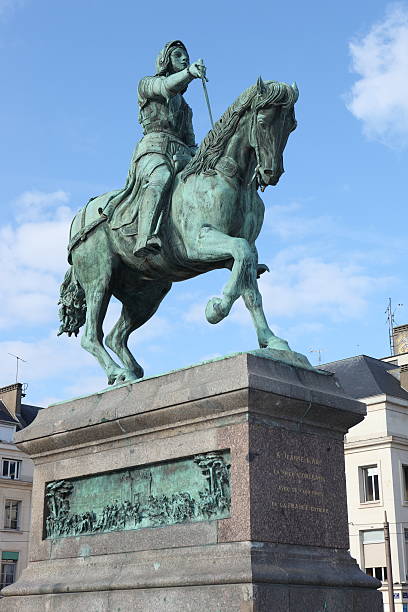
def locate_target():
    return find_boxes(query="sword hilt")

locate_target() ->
[197,59,209,82]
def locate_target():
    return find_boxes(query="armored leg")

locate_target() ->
[133,164,172,257]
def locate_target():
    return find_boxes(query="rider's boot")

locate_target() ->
[133,186,164,257]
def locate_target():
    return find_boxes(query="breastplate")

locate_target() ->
[140,94,185,137]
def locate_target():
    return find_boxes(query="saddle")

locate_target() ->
[67,153,240,263]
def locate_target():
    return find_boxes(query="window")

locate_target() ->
[405,529,408,580]
[1,459,21,480]
[0,426,16,443]
[403,466,408,503]
[365,566,387,581]
[362,530,387,582]
[4,500,20,530]
[0,559,17,588]
[361,465,380,502]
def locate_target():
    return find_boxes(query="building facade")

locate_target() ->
[321,346,408,612]
[0,383,41,591]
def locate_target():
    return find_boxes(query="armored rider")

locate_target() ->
[133,40,206,257]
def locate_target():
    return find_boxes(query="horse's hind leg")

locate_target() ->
[72,237,128,385]
[78,280,131,384]
[185,225,290,351]
[106,276,172,377]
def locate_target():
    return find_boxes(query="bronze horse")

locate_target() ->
[58,78,299,384]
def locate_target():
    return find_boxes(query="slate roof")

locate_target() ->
[0,400,42,429]
[0,400,19,424]
[319,355,408,401]
[19,403,42,428]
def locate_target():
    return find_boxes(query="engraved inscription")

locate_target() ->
[44,451,231,539]
[276,451,322,466]
[274,450,328,514]
[278,485,323,498]
[274,468,325,482]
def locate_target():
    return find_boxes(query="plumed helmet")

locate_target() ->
[155,40,189,75]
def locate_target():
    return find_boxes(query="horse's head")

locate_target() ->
[250,78,298,190]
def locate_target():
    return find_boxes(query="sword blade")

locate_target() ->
[201,76,215,129]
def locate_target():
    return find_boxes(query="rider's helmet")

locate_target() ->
[155,40,189,76]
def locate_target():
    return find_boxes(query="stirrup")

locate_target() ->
[146,235,162,250]
[133,235,162,258]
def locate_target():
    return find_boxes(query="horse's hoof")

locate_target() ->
[107,368,143,386]
[205,297,226,324]
[117,369,142,384]
[134,365,144,379]
[257,263,270,279]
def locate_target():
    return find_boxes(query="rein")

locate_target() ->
[248,106,264,191]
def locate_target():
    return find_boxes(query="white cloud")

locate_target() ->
[346,4,408,147]
[0,191,72,329]
[182,250,391,333]
[259,254,388,321]
[184,300,207,323]
[15,190,70,223]
[0,187,176,404]
[61,374,109,403]
[0,315,172,405]
[265,202,335,241]
[184,200,392,328]
[0,331,97,390]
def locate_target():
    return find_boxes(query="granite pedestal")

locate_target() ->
[1,353,382,611]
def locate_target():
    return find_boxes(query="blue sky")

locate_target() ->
[1,0,407,405]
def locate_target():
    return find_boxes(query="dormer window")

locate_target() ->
[1,458,21,480]
[0,425,16,443]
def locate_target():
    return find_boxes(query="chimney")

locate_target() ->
[400,365,408,393]
[0,383,22,420]
[393,324,408,356]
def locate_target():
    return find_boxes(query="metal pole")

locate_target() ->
[8,353,27,383]
[384,511,395,612]
[386,298,395,355]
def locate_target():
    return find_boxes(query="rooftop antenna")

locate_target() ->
[7,353,27,383]
[385,298,403,355]
[309,348,324,365]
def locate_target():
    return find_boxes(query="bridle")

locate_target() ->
[248,98,295,192]
[248,106,264,190]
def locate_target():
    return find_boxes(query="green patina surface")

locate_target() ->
[57,39,303,388]
[45,451,230,539]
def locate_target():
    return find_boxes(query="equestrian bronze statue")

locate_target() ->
[58,40,304,385]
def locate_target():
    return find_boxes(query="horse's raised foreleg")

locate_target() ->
[186,224,290,351]
[185,224,255,322]
[187,225,251,323]
[106,276,172,378]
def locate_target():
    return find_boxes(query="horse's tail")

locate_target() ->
[57,267,87,337]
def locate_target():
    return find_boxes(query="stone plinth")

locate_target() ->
[1,353,382,611]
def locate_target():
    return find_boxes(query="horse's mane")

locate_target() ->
[181,80,297,181]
